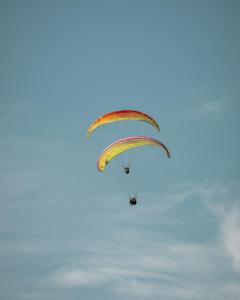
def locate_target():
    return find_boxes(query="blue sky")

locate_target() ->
[1,1,240,299]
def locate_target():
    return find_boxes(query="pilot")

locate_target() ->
[129,196,137,206]
[123,163,130,174]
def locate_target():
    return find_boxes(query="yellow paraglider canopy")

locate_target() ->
[97,136,171,172]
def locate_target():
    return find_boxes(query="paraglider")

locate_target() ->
[87,109,160,137]
[129,195,137,206]
[123,163,130,174]
[86,108,171,206]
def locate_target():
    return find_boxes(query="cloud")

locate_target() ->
[219,205,240,272]
[52,269,107,287]
[199,99,226,114]
[189,182,240,272]
[46,181,240,299]
[161,182,240,273]
[49,241,236,299]
[190,99,228,118]
[49,238,237,299]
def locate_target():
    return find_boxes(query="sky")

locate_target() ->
[0,0,240,299]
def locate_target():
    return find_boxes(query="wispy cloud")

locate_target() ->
[157,181,240,273]
[188,182,240,273]
[49,241,237,299]
[218,205,240,272]
[191,98,228,118]
[38,181,240,299]
[199,99,226,114]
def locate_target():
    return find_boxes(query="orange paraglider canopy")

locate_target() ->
[87,110,160,137]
